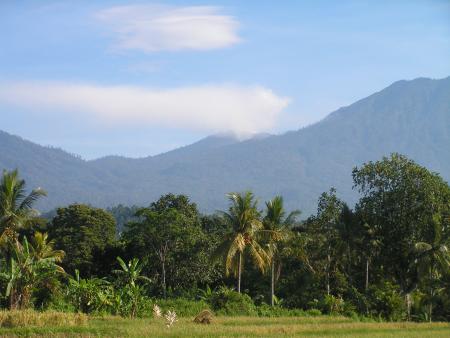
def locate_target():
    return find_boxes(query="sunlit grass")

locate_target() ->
[0,314,449,337]
[0,310,87,329]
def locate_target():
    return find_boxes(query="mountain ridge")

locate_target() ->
[1,76,449,216]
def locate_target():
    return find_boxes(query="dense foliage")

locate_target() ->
[0,153,449,321]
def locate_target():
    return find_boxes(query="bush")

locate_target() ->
[210,287,256,316]
[305,308,322,316]
[65,271,113,314]
[155,298,210,317]
[0,310,87,328]
[321,294,345,314]
[367,282,405,321]
[256,304,307,317]
[44,294,76,313]
[345,286,370,315]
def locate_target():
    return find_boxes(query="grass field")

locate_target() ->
[0,316,449,337]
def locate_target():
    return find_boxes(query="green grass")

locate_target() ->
[0,315,449,337]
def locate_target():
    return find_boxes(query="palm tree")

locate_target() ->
[263,196,300,306]
[30,231,65,262]
[214,191,269,293]
[0,169,46,246]
[412,222,450,322]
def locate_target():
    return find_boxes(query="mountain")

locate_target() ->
[1,76,449,216]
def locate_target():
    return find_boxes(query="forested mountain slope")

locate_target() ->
[1,76,449,215]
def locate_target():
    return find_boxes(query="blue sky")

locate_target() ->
[0,0,449,159]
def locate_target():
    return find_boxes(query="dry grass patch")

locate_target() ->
[0,310,88,328]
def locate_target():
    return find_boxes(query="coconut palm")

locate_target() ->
[0,169,46,246]
[263,196,300,306]
[412,222,450,322]
[214,191,270,293]
[30,231,65,262]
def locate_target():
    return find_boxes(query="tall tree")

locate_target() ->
[263,196,300,306]
[308,188,346,296]
[123,194,215,297]
[214,191,269,293]
[353,153,450,318]
[48,204,116,276]
[0,169,46,245]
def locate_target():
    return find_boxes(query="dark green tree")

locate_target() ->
[123,194,217,297]
[48,204,116,276]
[353,153,450,318]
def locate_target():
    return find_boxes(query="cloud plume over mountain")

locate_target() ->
[0,82,290,134]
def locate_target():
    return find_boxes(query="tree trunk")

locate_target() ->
[429,303,432,323]
[271,260,275,307]
[162,260,167,299]
[365,258,369,291]
[406,293,411,321]
[237,252,242,293]
[429,265,433,322]
[326,249,331,296]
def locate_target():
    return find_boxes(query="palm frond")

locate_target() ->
[18,188,47,212]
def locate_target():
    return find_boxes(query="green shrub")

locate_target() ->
[305,308,322,316]
[66,270,113,314]
[210,287,256,316]
[155,298,210,317]
[44,294,76,313]
[256,304,307,317]
[316,295,345,314]
[367,282,405,321]
[345,286,370,315]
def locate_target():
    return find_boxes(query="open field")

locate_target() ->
[0,316,449,337]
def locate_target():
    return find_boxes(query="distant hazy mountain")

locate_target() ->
[1,76,449,216]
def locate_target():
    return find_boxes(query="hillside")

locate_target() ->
[1,76,449,215]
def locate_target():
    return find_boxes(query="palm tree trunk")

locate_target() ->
[237,252,242,293]
[271,260,275,307]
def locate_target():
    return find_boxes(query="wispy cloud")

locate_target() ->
[0,82,290,135]
[96,5,241,52]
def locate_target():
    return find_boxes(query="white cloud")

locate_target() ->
[96,5,241,52]
[0,82,290,135]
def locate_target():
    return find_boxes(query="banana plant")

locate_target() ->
[0,232,65,309]
[67,269,112,313]
[113,257,151,317]
[113,257,151,288]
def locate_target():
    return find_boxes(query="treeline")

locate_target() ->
[0,153,449,321]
